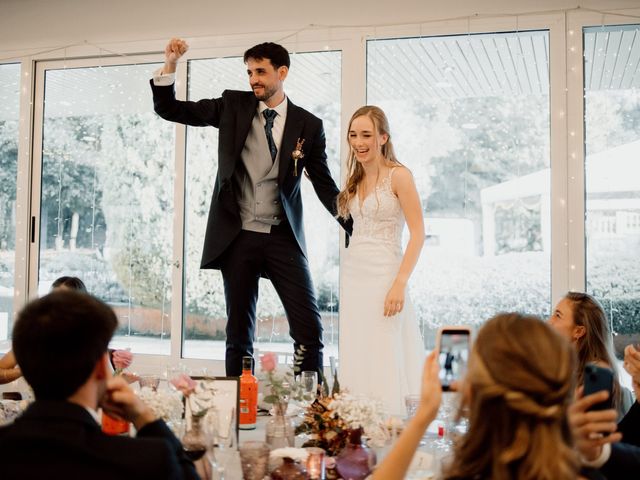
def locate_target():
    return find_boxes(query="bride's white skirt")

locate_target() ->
[339,239,425,416]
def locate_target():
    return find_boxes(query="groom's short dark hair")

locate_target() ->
[244,42,290,69]
[12,291,117,400]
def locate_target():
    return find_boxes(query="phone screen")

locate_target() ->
[439,329,470,391]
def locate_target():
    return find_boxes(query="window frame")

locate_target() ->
[4,8,638,371]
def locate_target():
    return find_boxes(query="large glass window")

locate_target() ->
[584,24,640,359]
[183,51,342,361]
[0,63,20,353]
[37,63,175,354]
[367,31,551,347]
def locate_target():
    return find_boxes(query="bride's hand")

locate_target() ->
[384,282,406,316]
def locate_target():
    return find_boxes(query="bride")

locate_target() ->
[337,106,425,416]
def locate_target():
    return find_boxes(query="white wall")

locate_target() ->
[1,0,639,57]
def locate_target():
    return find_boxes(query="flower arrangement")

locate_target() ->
[137,387,184,424]
[170,374,217,416]
[329,393,388,447]
[260,349,314,407]
[295,392,388,456]
[170,373,197,396]
[111,349,133,374]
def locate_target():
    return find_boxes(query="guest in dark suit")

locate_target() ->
[0,276,86,385]
[151,38,351,376]
[0,290,198,480]
[568,387,640,479]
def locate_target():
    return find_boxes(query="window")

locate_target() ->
[183,51,342,361]
[367,31,551,346]
[584,24,640,358]
[0,63,20,352]
[36,62,175,354]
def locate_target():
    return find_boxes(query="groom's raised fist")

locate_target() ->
[165,37,189,64]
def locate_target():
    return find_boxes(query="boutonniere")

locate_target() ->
[291,138,305,176]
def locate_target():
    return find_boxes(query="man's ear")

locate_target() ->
[278,65,289,81]
[93,352,111,381]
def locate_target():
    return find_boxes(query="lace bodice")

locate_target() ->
[349,169,404,250]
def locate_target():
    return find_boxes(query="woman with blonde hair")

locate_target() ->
[337,105,425,415]
[373,313,579,480]
[442,313,578,480]
[549,291,631,416]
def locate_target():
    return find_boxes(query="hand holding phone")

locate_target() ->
[436,327,471,392]
[583,364,614,411]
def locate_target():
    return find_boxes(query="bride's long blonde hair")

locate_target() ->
[336,106,402,219]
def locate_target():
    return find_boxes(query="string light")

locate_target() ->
[0,6,638,62]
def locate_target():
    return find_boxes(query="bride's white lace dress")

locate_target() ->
[339,168,425,416]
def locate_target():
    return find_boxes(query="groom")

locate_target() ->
[151,38,351,377]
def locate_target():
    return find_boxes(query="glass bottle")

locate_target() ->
[101,411,130,435]
[335,427,376,480]
[182,411,207,461]
[239,356,258,430]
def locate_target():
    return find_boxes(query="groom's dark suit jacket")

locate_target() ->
[151,83,351,269]
[0,400,198,480]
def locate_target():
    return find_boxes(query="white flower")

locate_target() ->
[329,393,389,447]
[189,379,218,416]
[269,447,309,470]
[138,387,184,424]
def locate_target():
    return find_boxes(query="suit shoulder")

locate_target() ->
[221,90,254,101]
[293,104,323,130]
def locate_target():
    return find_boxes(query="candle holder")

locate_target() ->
[306,447,326,480]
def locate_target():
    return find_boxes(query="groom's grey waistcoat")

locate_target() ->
[233,112,283,232]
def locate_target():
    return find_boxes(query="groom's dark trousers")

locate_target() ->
[151,83,351,376]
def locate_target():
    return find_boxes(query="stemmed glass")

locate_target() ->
[300,371,318,404]
[433,392,458,452]
[205,401,237,480]
[294,370,318,419]
[166,363,187,389]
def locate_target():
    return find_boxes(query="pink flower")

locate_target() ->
[170,373,197,396]
[260,352,277,372]
[112,349,133,371]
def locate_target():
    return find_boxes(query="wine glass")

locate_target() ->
[300,371,318,405]
[138,374,160,392]
[166,363,187,389]
[205,406,237,480]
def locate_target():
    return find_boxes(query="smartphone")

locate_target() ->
[583,364,614,411]
[436,327,471,392]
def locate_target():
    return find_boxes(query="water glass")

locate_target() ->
[306,447,326,479]
[166,364,187,388]
[300,370,318,403]
[405,394,421,418]
[239,441,270,480]
[138,374,160,392]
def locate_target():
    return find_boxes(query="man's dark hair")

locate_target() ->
[243,42,290,69]
[12,291,118,400]
[51,276,87,292]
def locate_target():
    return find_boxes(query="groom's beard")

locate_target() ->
[252,83,278,102]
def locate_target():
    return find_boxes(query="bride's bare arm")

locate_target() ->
[383,167,425,317]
